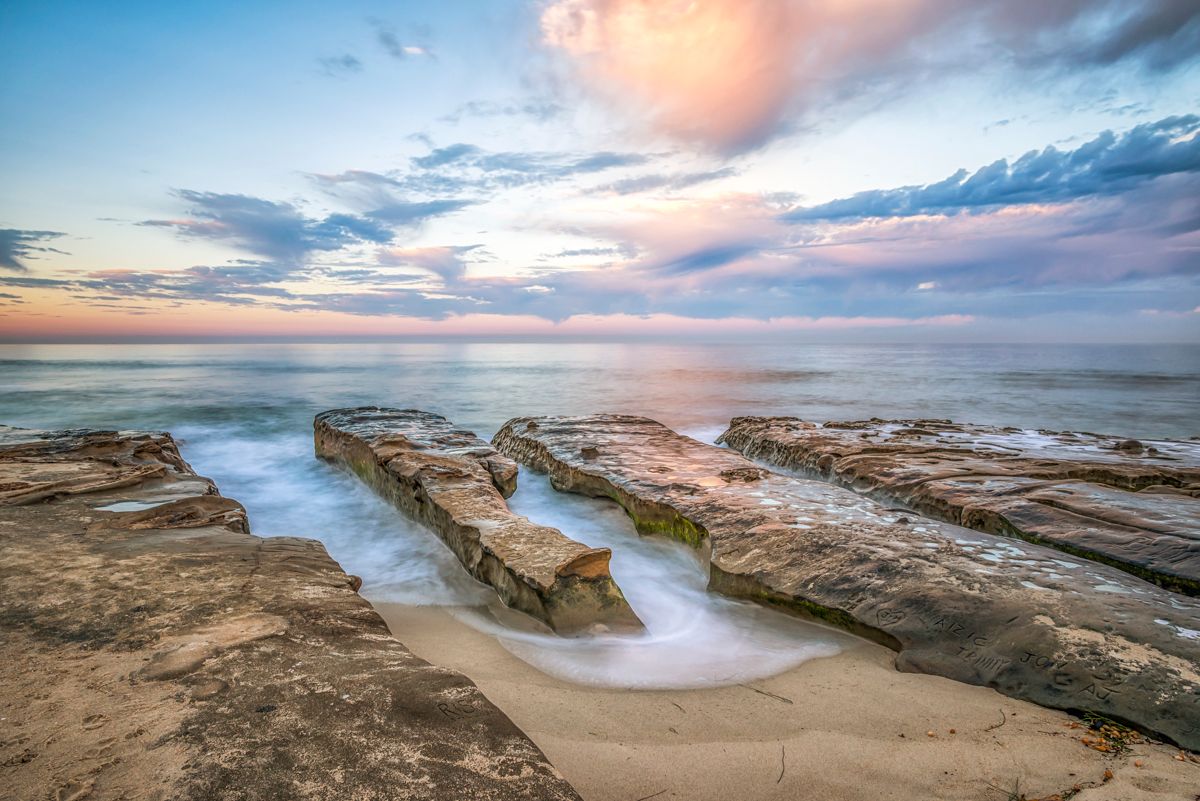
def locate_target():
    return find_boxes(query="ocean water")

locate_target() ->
[1,342,1196,687]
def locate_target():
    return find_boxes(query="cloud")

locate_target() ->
[540,0,1200,153]
[0,261,302,307]
[546,246,628,259]
[439,100,564,124]
[1028,0,1200,71]
[388,143,655,197]
[365,199,474,225]
[317,145,668,208]
[657,242,763,275]
[141,187,472,270]
[541,0,801,153]
[420,145,648,178]
[600,167,738,195]
[779,176,1200,292]
[9,116,1197,331]
[473,138,1198,321]
[89,263,299,303]
[377,245,480,284]
[309,171,476,229]
[311,169,409,207]
[785,116,1200,221]
[421,144,646,176]
[8,168,1195,324]
[318,54,363,77]
[139,191,393,265]
[371,19,432,60]
[374,21,405,59]
[0,229,68,272]
[412,143,482,169]
[312,167,475,221]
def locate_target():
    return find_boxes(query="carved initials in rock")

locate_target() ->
[1082,683,1121,702]
[875,607,906,627]
[1020,651,1125,699]
[436,698,481,719]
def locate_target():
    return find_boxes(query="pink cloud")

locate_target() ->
[541,0,807,151]
[378,245,475,283]
[539,0,966,150]
[554,173,1197,293]
[540,1,1199,152]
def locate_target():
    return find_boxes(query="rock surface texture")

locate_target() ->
[493,415,1200,750]
[718,417,1200,596]
[314,407,641,634]
[0,425,581,801]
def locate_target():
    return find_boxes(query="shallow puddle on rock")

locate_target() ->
[95,500,168,512]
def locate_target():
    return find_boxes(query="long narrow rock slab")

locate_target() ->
[493,415,1200,750]
[718,417,1200,595]
[0,425,581,801]
[314,407,641,634]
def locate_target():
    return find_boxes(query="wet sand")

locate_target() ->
[377,602,1199,801]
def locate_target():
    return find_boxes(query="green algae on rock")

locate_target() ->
[0,424,582,801]
[493,414,1200,751]
[717,417,1200,595]
[315,407,642,634]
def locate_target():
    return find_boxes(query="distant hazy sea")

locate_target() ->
[3,342,1197,686]
[3,342,1197,439]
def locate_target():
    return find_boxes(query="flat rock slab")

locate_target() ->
[493,415,1200,750]
[718,417,1200,595]
[0,425,581,801]
[315,407,641,634]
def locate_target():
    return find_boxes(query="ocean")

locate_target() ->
[2,341,1197,687]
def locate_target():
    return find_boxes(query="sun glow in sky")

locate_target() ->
[1,0,1198,341]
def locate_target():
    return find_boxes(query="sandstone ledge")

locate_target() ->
[493,415,1200,750]
[718,417,1200,595]
[0,425,581,801]
[314,407,641,634]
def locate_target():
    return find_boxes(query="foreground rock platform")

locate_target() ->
[718,417,1200,596]
[315,407,641,634]
[493,415,1200,750]
[0,425,581,801]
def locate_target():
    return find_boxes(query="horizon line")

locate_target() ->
[1,336,1198,346]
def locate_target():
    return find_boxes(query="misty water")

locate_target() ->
[2,342,1197,687]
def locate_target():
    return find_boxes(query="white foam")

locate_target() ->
[177,428,492,607]
[177,429,842,689]
[496,471,844,688]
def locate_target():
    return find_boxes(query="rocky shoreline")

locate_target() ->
[717,417,1200,595]
[0,425,580,800]
[3,412,1198,800]
[493,414,1200,750]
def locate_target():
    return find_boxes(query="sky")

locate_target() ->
[1,0,1198,342]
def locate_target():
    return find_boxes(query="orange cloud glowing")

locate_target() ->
[541,0,927,152]
[542,0,801,151]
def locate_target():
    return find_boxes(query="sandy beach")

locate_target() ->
[379,602,1199,801]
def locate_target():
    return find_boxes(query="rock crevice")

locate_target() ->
[315,407,642,634]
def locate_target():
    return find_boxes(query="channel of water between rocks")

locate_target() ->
[176,425,847,690]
